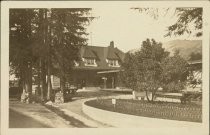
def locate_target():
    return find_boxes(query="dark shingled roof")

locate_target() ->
[75,45,125,70]
[107,46,119,60]
[83,48,97,58]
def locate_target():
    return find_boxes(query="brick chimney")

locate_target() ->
[110,41,114,48]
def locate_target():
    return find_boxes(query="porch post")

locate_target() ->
[103,77,107,89]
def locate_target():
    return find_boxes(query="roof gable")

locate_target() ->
[83,48,97,58]
[107,46,119,60]
[77,45,125,70]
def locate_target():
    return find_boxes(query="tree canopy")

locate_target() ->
[9,8,92,102]
[161,51,189,92]
[120,39,189,102]
[132,7,202,37]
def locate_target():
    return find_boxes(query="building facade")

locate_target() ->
[52,41,125,90]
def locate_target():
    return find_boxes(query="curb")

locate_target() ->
[82,98,203,128]
[43,94,132,128]
[49,101,110,128]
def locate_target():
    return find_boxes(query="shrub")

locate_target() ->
[163,81,186,92]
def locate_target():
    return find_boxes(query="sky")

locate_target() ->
[86,6,201,52]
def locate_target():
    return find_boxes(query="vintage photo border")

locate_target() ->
[1,1,210,135]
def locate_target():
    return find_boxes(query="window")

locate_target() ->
[83,58,97,66]
[86,59,94,65]
[107,59,120,67]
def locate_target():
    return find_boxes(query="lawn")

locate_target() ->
[85,99,202,123]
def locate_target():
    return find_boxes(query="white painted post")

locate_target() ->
[112,98,116,108]
[132,91,136,99]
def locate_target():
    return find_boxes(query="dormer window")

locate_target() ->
[107,59,120,67]
[83,58,97,67]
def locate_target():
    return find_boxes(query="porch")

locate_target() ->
[97,70,122,89]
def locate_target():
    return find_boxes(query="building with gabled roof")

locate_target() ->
[74,41,124,70]
[52,41,125,90]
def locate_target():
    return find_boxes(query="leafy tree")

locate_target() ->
[121,39,189,102]
[132,7,202,37]
[118,52,138,91]
[121,39,169,102]
[135,39,169,101]
[166,8,202,37]
[161,50,189,92]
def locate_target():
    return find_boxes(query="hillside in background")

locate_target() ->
[128,40,202,61]
[162,40,202,60]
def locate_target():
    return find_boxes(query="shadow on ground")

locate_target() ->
[44,105,90,128]
[9,109,51,128]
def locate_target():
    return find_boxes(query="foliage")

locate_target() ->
[10,9,36,75]
[135,39,169,101]
[50,9,91,76]
[121,39,169,101]
[161,51,189,92]
[9,8,92,101]
[189,52,202,61]
[10,9,37,100]
[118,53,138,90]
[187,52,202,89]
[120,39,189,101]
[166,8,202,37]
[132,7,202,37]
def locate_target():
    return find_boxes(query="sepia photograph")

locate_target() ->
[1,1,209,135]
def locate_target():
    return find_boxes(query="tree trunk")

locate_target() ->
[28,61,33,102]
[19,65,24,100]
[46,9,52,101]
[40,9,48,101]
[151,90,157,102]
[46,59,52,100]
[40,59,47,101]
[37,58,41,96]
[60,75,65,93]
[21,78,26,103]
[145,90,151,102]
[57,74,65,103]
[20,61,32,103]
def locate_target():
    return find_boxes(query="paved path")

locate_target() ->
[9,99,86,128]
[54,91,133,128]
[9,109,50,128]
[9,91,132,128]
[57,97,112,127]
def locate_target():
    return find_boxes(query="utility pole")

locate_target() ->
[89,11,100,46]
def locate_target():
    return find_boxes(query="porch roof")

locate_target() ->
[188,59,202,65]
